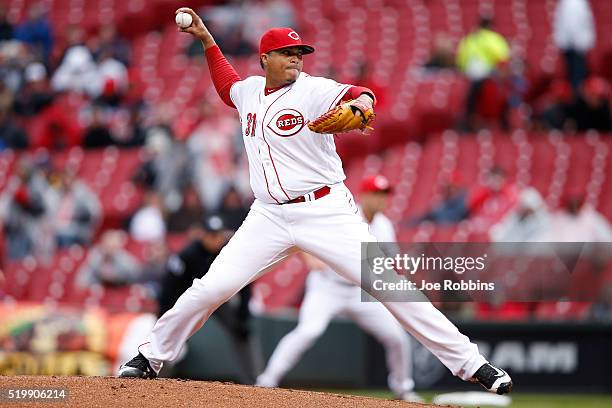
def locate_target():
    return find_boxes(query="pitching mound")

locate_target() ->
[0,376,446,408]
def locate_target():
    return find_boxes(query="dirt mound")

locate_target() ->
[0,375,445,408]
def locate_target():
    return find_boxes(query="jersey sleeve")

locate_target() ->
[229,81,243,110]
[230,76,264,112]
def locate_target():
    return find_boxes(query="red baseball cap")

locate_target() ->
[360,175,392,194]
[259,27,315,55]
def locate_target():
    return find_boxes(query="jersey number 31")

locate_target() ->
[245,113,257,137]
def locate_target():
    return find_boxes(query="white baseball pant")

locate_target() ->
[256,270,415,395]
[138,183,487,380]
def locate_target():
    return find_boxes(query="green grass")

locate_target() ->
[311,389,612,408]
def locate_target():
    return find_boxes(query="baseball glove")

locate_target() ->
[307,99,375,134]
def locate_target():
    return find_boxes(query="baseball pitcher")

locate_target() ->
[119,7,513,396]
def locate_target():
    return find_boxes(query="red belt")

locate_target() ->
[283,186,331,204]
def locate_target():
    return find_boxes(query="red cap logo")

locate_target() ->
[259,27,315,55]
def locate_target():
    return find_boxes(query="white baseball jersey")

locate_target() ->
[230,72,351,204]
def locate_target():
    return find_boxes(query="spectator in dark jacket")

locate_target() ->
[218,185,249,231]
[411,180,469,225]
[567,76,612,132]
[0,108,28,150]
[166,186,206,233]
[12,62,53,116]
[83,104,115,148]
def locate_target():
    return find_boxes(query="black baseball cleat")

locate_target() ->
[470,363,513,395]
[118,353,157,379]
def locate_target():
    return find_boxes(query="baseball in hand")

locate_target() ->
[175,12,193,28]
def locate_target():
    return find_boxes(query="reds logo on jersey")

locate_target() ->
[267,109,305,137]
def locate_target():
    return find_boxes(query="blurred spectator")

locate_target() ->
[194,1,254,58]
[0,157,48,259]
[425,32,455,70]
[0,41,28,93]
[166,186,206,233]
[92,24,131,67]
[133,123,187,211]
[542,195,612,242]
[0,108,28,150]
[490,188,550,242]
[94,48,129,105]
[83,103,115,148]
[554,0,595,91]
[24,80,81,149]
[187,100,241,210]
[13,3,53,63]
[99,99,148,148]
[159,214,260,383]
[566,76,612,132]
[75,230,140,287]
[13,61,53,116]
[0,75,12,111]
[51,45,98,95]
[467,167,520,232]
[119,102,147,147]
[49,168,102,247]
[129,192,166,242]
[537,79,574,130]
[30,101,82,149]
[456,16,509,131]
[218,185,249,231]
[412,180,469,225]
[53,24,86,67]
[0,4,13,41]
[139,240,170,295]
[504,54,529,129]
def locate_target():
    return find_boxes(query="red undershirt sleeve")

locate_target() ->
[340,86,377,105]
[204,45,241,108]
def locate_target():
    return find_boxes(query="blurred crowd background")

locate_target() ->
[0,0,611,384]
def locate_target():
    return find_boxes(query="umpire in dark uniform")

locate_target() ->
[158,214,262,384]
